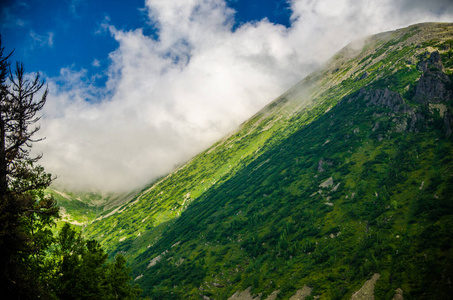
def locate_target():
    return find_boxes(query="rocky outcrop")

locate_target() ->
[414,72,452,104]
[414,51,452,104]
[359,51,452,135]
[411,51,453,136]
[365,88,412,114]
[417,51,445,73]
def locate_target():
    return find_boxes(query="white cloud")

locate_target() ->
[30,31,54,48]
[92,59,100,67]
[34,0,453,192]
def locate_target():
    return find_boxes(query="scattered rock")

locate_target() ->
[264,290,279,300]
[319,177,334,188]
[289,285,312,300]
[228,287,261,300]
[318,158,325,172]
[310,190,322,197]
[148,254,163,268]
[175,258,185,266]
[134,274,143,281]
[212,282,224,288]
[393,288,404,300]
[332,182,341,192]
[351,273,380,300]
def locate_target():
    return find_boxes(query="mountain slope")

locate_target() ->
[84,22,453,299]
[46,188,137,227]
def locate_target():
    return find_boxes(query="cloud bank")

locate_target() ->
[34,0,453,192]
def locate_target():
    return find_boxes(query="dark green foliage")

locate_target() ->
[51,223,142,300]
[141,258,205,299]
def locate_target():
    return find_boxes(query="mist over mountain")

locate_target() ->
[30,0,453,192]
[60,23,453,299]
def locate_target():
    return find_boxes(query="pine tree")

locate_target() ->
[0,36,58,299]
[52,223,142,299]
[106,254,142,299]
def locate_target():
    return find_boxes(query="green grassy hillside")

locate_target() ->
[81,23,453,299]
[46,188,136,228]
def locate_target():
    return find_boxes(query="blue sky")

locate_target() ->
[1,0,291,86]
[1,0,453,192]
